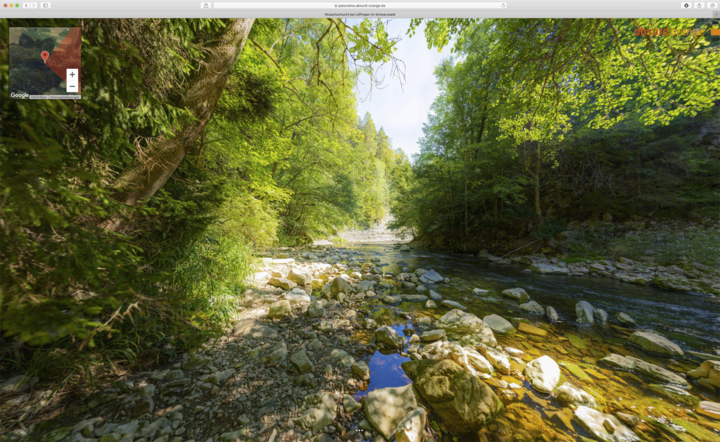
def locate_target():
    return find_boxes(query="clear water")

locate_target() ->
[343,243,720,441]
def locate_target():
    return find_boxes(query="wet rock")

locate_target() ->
[600,354,689,386]
[594,309,609,327]
[270,277,297,291]
[573,406,640,442]
[425,300,437,308]
[364,384,418,440]
[429,290,442,300]
[615,312,636,327]
[477,345,511,372]
[687,360,720,390]
[517,322,547,337]
[382,294,402,304]
[696,401,720,420]
[352,361,370,381]
[441,300,467,310]
[616,412,640,427]
[483,314,514,334]
[628,331,684,357]
[519,301,544,315]
[401,358,503,436]
[529,264,570,275]
[420,330,446,342]
[576,301,595,326]
[395,408,426,442]
[343,395,362,413]
[419,270,443,284]
[268,300,292,319]
[556,383,597,408]
[524,356,560,393]
[501,288,527,301]
[262,341,288,367]
[647,384,700,406]
[403,294,428,302]
[290,348,314,373]
[376,325,405,348]
[546,306,560,323]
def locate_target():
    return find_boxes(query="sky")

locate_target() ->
[354,19,453,160]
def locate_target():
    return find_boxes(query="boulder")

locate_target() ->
[545,306,560,323]
[501,288,527,301]
[288,269,312,286]
[556,383,597,408]
[687,360,720,390]
[420,329,446,342]
[290,349,313,373]
[524,356,560,393]
[376,325,405,348]
[574,406,640,442]
[615,312,636,327]
[268,300,292,319]
[600,354,689,386]
[628,331,684,357]
[482,314,515,334]
[434,309,485,335]
[438,299,466,310]
[401,359,503,435]
[364,384,418,440]
[420,270,443,284]
[269,277,297,291]
[594,308,609,327]
[395,408,426,442]
[576,301,595,326]
[519,301,544,314]
[429,290,442,300]
[330,277,354,297]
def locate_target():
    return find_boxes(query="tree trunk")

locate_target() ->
[113,18,255,207]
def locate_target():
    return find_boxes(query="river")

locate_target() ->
[339,242,720,441]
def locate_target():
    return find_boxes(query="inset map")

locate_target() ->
[9,27,82,99]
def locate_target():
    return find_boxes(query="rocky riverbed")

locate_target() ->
[2,244,720,442]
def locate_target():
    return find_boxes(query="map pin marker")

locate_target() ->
[41,51,49,63]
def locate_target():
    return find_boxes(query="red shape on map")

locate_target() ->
[46,27,82,93]
[41,51,49,63]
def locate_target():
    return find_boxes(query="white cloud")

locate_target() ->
[354,19,453,159]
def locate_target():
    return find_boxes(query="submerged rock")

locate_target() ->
[594,308,609,327]
[420,269,443,284]
[628,331,684,357]
[524,355,560,393]
[546,306,560,323]
[364,384,418,440]
[556,383,597,408]
[573,406,640,442]
[600,354,689,386]
[576,301,595,326]
[483,314,515,334]
[401,358,503,436]
[441,300,467,310]
[615,312,636,327]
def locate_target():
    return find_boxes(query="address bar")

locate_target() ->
[213,2,508,9]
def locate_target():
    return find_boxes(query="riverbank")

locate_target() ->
[5,244,719,442]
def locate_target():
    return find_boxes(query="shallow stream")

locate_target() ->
[345,243,720,441]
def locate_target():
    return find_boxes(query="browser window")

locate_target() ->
[1,2,719,442]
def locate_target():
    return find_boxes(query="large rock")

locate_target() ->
[519,301,544,315]
[501,288,527,301]
[268,300,292,319]
[330,277,354,297]
[687,360,720,390]
[482,314,515,334]
[231,318,278,339]
[420,270,443,284]
[546,306,560,323]
[477,345,511,372]
[576,301,595,326]
[435,309,497,347]
[395,408,426,442]
[600,354,689,386]
[594,308,609,327]
[420,329,446,342]
[287,269,312,286]
[269,277,297,291]
[574,406,640,442]
[290,348,313,373]
[524,355,560,393]
[364,384,418,440]
[556,383,597,408]
[285,290,311,305]
[401,359,503,435]
[628,331,684,357]
[376,325,405,348]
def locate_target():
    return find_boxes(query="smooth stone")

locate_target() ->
[420,329,446,342]
[364,384,418,440]
[594,308,609,327]
[556,383,597,408]
[441,300,467,310]
[518,322,547,337]
[483,314,515,334]
[524,355,560,393]
[419,269,443,284]
[519,301,544,315]
[628,331,684,357]
[425,300,437,308]
[615,312,636,327]
[429,290,443,300]
[647,384,700,406]
[576,301,595,326]
[501,288,527,301]
[546,306,560,323]
[573,406,640,441]
[600,354,689,386]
